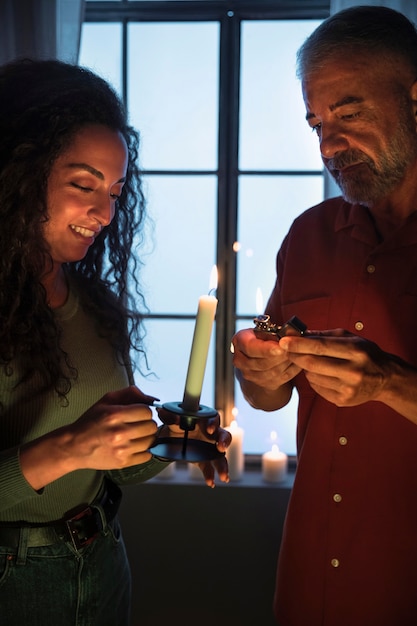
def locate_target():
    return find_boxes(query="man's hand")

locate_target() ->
[279,329,391,406]
[232,328,302,390]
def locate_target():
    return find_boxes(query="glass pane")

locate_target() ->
[233,322,298,456]
[236,175,323,315]
[127,22,219,170]
[137,175,217,314]
[133,319,216,418]
[240,20,323,171]
[235,175,323,455]
[79,23,123,95]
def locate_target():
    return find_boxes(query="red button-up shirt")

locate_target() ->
[267,197,417,626]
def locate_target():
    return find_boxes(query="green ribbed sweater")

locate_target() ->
[0,285,167,523]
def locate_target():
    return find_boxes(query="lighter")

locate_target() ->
[253,314,307,341]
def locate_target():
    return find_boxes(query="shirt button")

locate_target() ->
[355,321,364,331]
[366,264,376,274]
[331,558,340,568]
[339,436,348,446]
[333,493,342,503]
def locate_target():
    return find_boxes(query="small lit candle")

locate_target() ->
[256,286,264,315]
[225,410,245,481]
[182,266,218,413]
[262,432,288,483]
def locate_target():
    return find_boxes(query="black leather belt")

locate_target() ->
[0,481,122,551]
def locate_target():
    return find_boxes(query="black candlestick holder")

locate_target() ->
[150,400,225,462]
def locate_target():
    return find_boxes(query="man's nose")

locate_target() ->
[319,122,350,159]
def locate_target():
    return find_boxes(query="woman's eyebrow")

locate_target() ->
[65,162,126,184]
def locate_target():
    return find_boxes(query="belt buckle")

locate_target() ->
[66,508,98,550]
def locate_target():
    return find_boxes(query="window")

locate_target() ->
[80,1,328,456]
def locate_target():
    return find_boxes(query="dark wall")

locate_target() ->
[118,468,292,626]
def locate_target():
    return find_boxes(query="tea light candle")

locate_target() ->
[225,416,244,481]
[262,442,288,483]
[182,266,218,413]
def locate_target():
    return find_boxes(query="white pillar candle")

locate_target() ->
[256,286,264,315]
[157,461,176,479]
[225,419,244,481]
[188,462,204,481]
[182,267,218,413]
[262,444,288,483]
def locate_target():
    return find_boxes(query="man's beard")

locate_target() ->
[325,114,417,206]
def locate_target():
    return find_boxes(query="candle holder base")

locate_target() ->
[151,437,224,462]
[150,401,225,462]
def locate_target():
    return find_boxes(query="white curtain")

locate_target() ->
[0,0,85,65]
[331,0,417,22]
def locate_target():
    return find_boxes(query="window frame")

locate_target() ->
[83,0,331,457]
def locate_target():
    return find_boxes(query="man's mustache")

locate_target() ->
[325,150,376,173]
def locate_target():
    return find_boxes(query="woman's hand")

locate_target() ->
[156,406,232,488]
[20,386,160,490]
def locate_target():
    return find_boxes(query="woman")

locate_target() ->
[0,58,229,626]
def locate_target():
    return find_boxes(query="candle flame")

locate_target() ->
[270,430,277,442]
[272,443,280,455]
[209,265,218,294]
[232,406,238,419]
[256,287,264,315]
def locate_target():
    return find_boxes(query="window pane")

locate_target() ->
[79,23,122,95]
[233,330,298,456]
[236,175,323,315]
[79,15,325,459]
[138,175,217,314]
[127,22,219,170]
[235,175,323,454]
[133,319,216,417]
[239,20,323,171]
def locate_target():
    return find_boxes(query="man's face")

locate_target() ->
[302,54,417,206]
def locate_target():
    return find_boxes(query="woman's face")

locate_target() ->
[44,124,128,265]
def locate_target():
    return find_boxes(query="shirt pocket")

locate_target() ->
[383,294,417,366]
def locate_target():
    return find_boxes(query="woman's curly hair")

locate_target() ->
[0,58,149,398]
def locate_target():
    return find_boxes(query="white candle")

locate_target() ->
[256,287,264,315]
[182,266,218,412]
[262,443,288,483]
[188,463,204,481]
[225,417,244,481]
[157,461,176,479]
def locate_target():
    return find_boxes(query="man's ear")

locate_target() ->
[410,80,417,122]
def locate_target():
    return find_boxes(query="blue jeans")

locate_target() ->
[0,516,131,626]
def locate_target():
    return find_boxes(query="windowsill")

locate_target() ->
[147,462,295,490]
[121,456,293,626]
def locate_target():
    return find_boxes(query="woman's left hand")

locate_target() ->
[155,407,231,487]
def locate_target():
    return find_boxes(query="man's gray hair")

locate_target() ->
[297,5,417,79]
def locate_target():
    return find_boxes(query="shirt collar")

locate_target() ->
[334,198,417,247]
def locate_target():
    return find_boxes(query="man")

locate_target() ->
[232,6,417,626]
